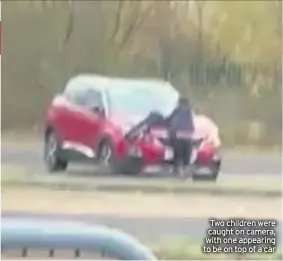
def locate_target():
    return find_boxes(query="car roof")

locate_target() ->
[66,74,172,93]
[2,217,156,260]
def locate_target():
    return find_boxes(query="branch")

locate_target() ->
[109,0,125,44]
[64,0,74,45]
[120,2,154,50]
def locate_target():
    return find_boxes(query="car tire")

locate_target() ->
[192,172,218,181]
[119,159,142,175]
[191,162,220,182]
[99,141,141,175]
[44,130,68,172]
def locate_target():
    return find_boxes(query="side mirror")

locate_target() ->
[90,105,105,117]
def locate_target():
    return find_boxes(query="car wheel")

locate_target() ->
[99,141,141,175]
[99,141,115,173]
[44,131,68,172]
[192,172,219,181]
[119,159,142,175]
[191,163,220,182]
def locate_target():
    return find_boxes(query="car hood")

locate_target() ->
[110,113,146,134]
[110,112,219,140]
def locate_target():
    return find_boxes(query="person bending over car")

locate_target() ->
[126,96,194,176]
[125,111,165,140]
[166,96,194,176]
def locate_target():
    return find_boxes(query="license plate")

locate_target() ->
[145,165,162,173]
[164,147,173,160]
[196,167,211,175]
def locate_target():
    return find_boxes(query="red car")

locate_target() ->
[44,75,221,180]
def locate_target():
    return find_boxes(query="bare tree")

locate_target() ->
[109,1,154,51]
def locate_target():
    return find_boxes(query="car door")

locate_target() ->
[58,81,86,144]
[71,87,105,156]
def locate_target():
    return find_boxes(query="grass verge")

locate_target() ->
[153,238,282,260]
[2,186,281,219]
[2,165,282,198]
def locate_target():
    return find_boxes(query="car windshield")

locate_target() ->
[106,81,179,117]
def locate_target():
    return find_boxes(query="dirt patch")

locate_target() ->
[2,187,281,219]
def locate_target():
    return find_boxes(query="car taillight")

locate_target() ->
[198,143,215,162]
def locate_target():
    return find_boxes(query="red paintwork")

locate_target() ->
[197,142,217,164]
[46,95,221,168]
[46,95,165,165]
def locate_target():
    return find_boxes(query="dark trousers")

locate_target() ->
[171,136,192,168]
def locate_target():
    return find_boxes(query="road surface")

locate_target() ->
[2,212,282,246]
[2,145,282,246]
[1,145,282,175]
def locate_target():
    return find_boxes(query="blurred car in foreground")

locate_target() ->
[1,217,156,260]
[44,74,221,180]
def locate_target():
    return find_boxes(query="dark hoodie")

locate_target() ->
[167,97,194,135]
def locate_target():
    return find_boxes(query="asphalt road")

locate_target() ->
[2,212,282,246]
[1,145,281,175]
[2,145,282,246]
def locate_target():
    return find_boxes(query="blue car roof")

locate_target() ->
[1,217,156,260]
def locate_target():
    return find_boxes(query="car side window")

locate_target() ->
[64,81,103,109]
[73,89,88,106]
[64,81,87,106]
[83,89,103,109]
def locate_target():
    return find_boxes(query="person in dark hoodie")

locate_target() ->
[166,96,194,175]
[125,96,194,176]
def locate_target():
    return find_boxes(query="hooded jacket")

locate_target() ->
[167,103,194,135]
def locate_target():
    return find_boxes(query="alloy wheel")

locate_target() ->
[100,143,113,168]
[45,133,58,168]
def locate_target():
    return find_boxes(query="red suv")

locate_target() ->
[44,75,221,179]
